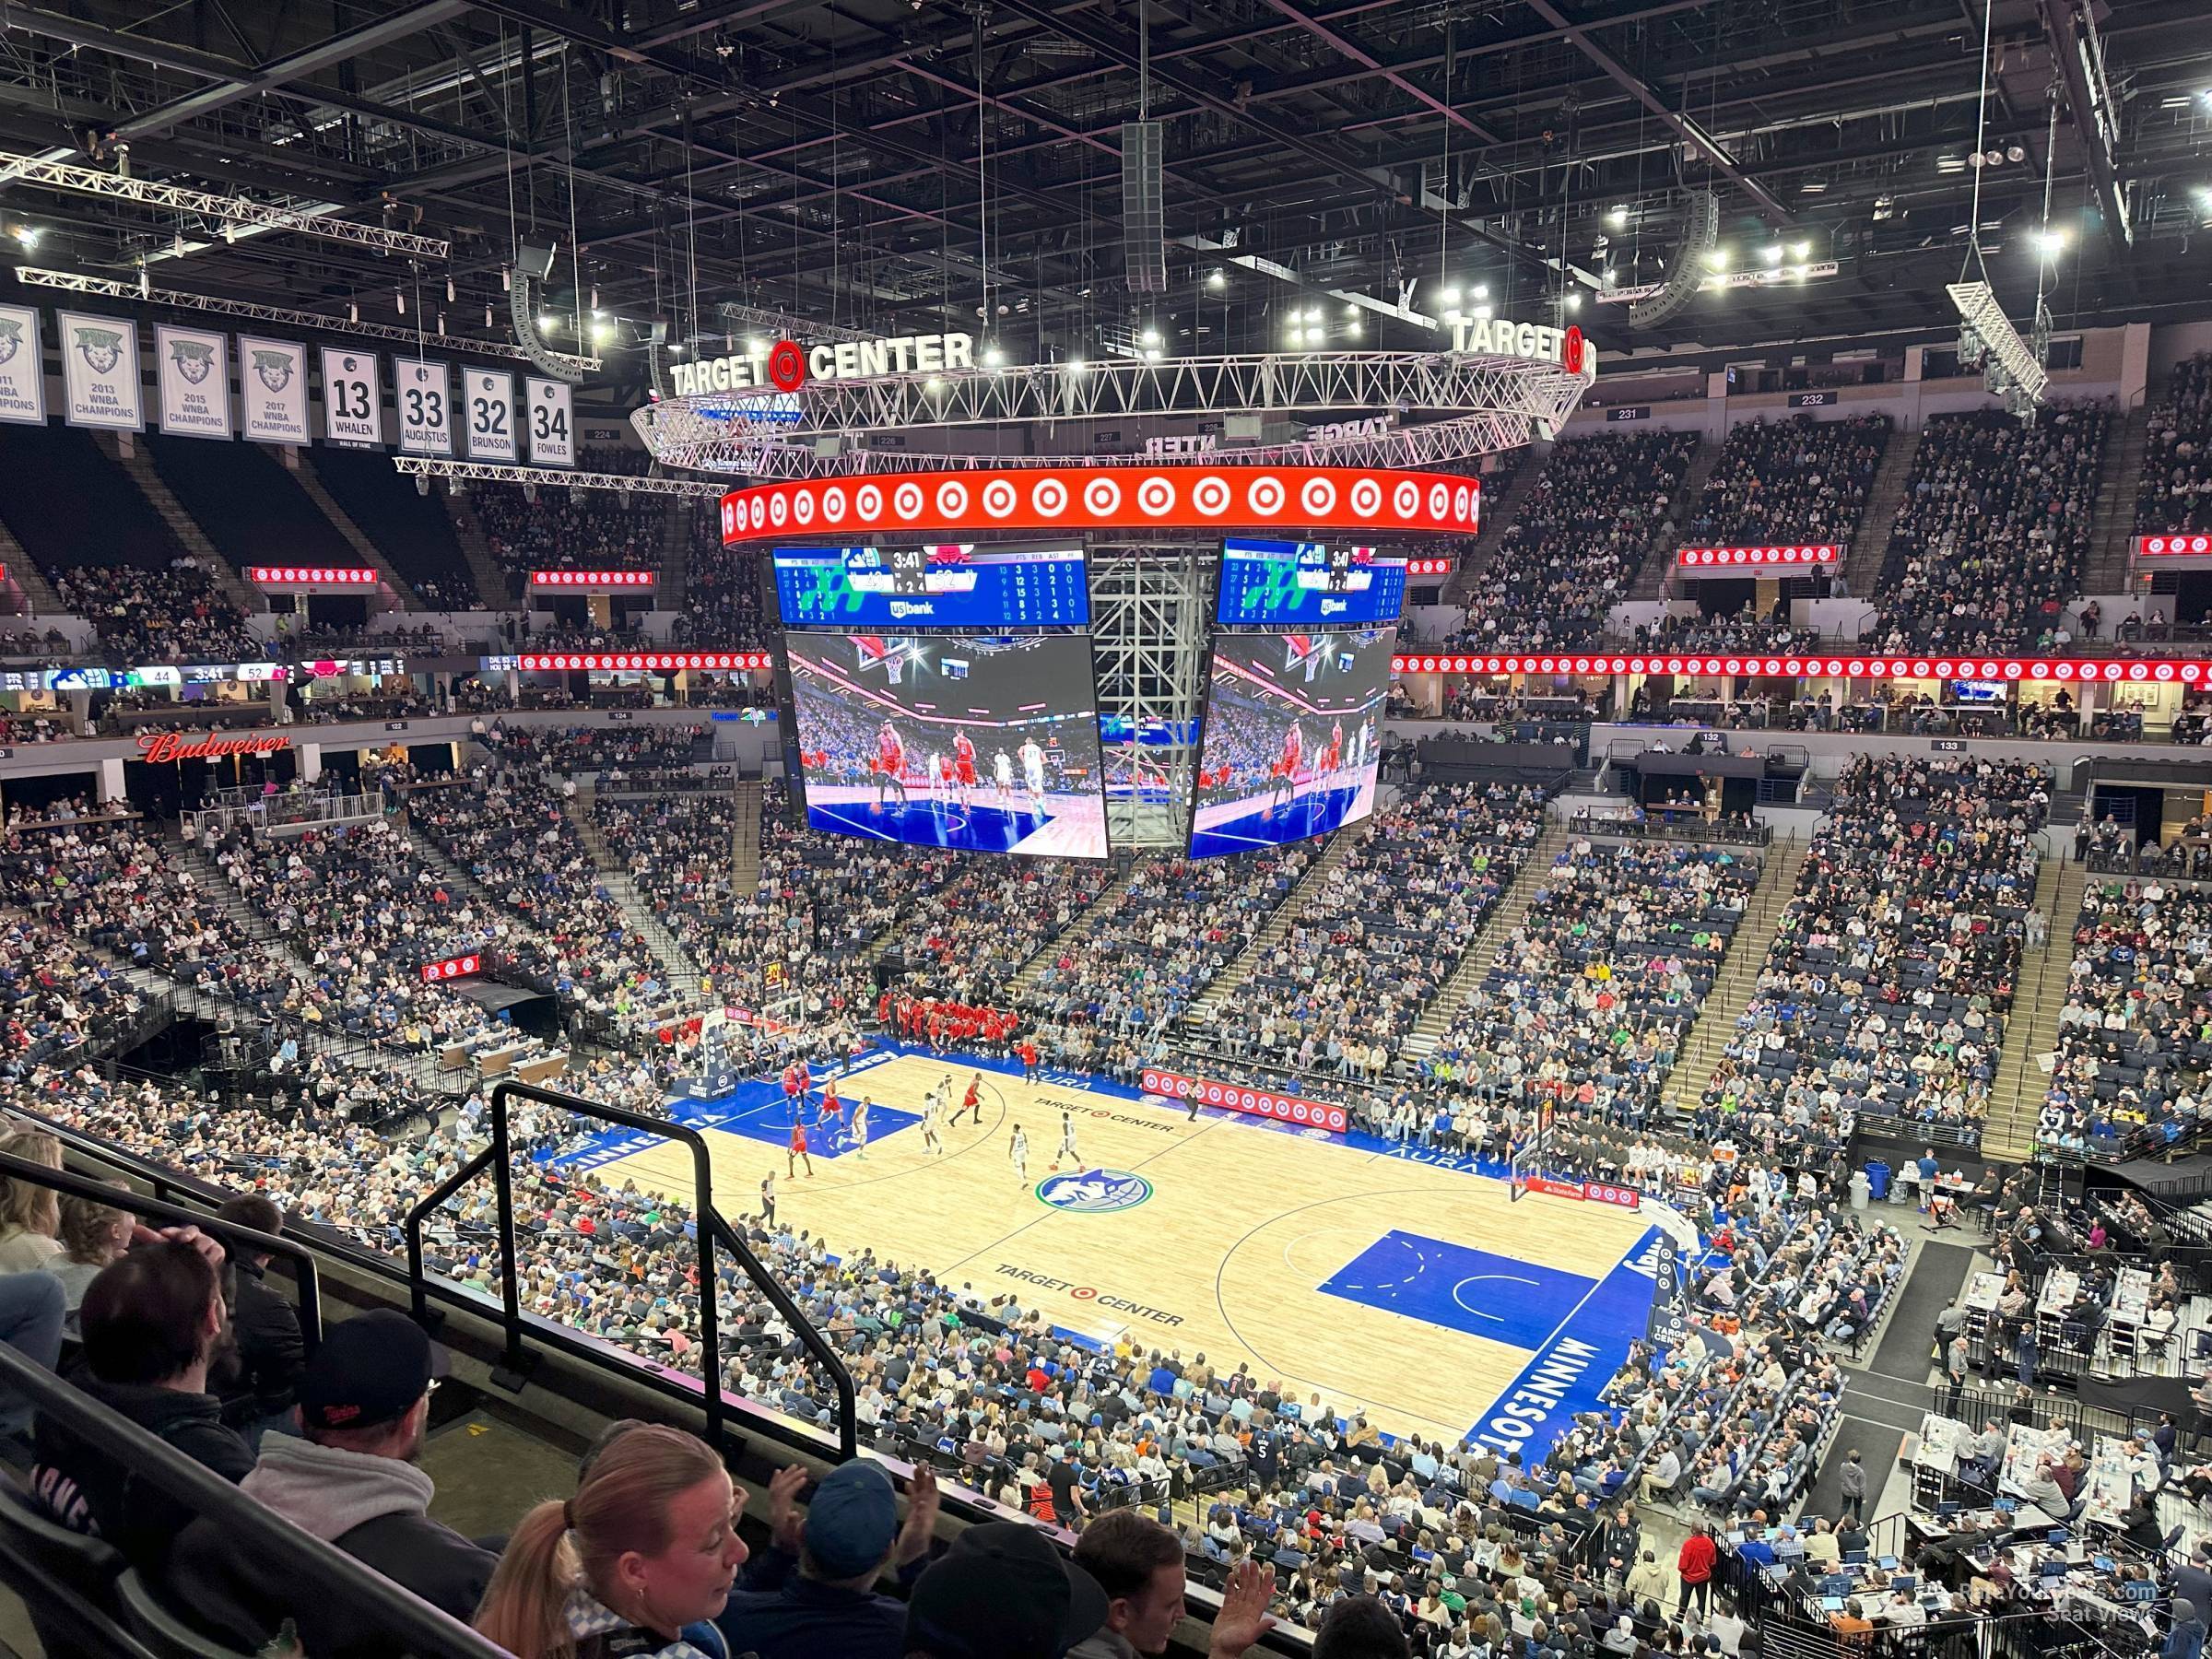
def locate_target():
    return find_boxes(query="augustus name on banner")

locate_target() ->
[155,324,230,439]
[57,310,143,430]
[394,358,452,456]
[240,337,310,445]
[0,304,44,425]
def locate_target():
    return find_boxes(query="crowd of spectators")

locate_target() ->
[1444,431,1699,649]
[473,474,666,591]
[488,719,706,771]
[1696,754,2047,1148]
[1211,786,1548,1074]
[679,502,771,648]
[2138,353,2212,535]
[1867,404,2111,653]
[53,559,257,661]
[1682,415,1889,549]
[2037,877,2212,1156]
[1424,837,1761,1129]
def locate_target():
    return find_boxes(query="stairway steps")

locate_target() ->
[1982,857,2085,1160]
[1630,434,1725,601]
[1182,833,1360,1027]
[732,780,763,893]
[444,488,519,606]
[575,784,706,991]
[1011,859,1142,993]
[1658,837,1812,1112]
[2082,406,2150,594]
[1404,819,1574,1054]
[658,500,693,610]
[291,453,422,608]
[1442,446,1547,607]
[1841,425,1924,602]
[101,434,259,613]
[0,515,65,617]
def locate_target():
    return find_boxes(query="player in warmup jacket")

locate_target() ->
[873,721,909,810]
[1018,1038,1040,1081]
[1326,718,1344,783]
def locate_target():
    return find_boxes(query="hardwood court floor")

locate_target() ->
[594,1054,1650,1441]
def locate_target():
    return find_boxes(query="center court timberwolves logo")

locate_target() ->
[1035,1169,1152,1213]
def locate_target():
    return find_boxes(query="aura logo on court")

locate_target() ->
[1034,1169,1152,1213]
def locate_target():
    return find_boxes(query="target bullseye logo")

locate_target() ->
[1394,480,1420,519]
[1032,477,1068,517]
[1084,477,1122,518]
[855,483,884,521]
[1137,476,1176,516]
[1192,476,1231,516]
[822,486,847,524]
[982,478,1017,519]
[1248,475,1286,515]
[767,340,806,392]
[894,482,924,520]
[1300,477,1336,516]
[792,489,815,526]
[768,493,788,527]
[1453,485,1473,523]
[935,480,969,519]
[1351,477,1382,516]
[1562,324,1585,374]
[1428,483,1450,520]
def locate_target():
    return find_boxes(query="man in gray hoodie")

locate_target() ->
[168,1310,495,1655]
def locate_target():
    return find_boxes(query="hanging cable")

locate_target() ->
[561,51,585,347]
[1438,9,1453,300]
[1962,0,1996,282]
[975,7,991,334]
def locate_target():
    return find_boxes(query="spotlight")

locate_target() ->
[1441,286,1461,305]
[1207,269,1226,288]
[1143,347,1161,361]
[1789,240,1812,259]
[1066,355,1087,373]
[1703,249,1730,271]
[1347,318,1363,336]
[1606,206,1628,229]
[446,276,456,303]
[349,300,359,323]
[1563,293,1582,312]
[538,313,556,330]
[502,267,512,292]
[2036,227,2068,257]
[1140,326,1161,347]
[1472,285,1488,300]
[2006,145,2027,163]
[485,304,494,327]
[982,346,1005,369]
[395,291,406,315]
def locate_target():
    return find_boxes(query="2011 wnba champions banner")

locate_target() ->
[0,303,44,425]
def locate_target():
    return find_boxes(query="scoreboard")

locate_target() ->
[772,544,1089,629]
[1215,539,1408,628]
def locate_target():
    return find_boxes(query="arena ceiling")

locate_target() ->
[0,0,2206,408]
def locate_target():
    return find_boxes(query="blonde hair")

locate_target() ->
[56,1183,129,1266]
[474,1424,724,1658]
[0,1128,63,1241]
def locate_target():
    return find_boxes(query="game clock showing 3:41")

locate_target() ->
[888,547,930,596]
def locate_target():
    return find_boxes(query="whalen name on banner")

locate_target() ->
[135,731,293,764]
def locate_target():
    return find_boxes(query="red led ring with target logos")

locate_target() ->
[720,464,1481,546]
[767,340,807,392]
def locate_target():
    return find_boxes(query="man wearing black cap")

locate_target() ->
[906,1521,1113,1659]
[716,1459,940,1659]
[169,1310,494,1657]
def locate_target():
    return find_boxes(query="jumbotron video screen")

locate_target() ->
[1188,628,1392,859]
[785,633,1109,859]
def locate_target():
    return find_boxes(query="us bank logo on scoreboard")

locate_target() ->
[1035,1170,1153,1213]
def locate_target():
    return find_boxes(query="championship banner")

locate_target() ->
[1138,1067,1350,1134]
[320,347,381,447]
[239,336,310,445]
[394,359,452,455]
[57,310,142,430]
[0,303,46,426]
[155,324,230,440]
[465,368,518,463]
[525,376,574,466]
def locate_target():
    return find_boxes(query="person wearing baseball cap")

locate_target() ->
[717,1460,940,1659]
[171,1310,493,1658]
[905,1521,1112,1659]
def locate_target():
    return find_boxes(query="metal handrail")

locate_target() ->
[0,1149,322,1351]
[0,1344,512,1659]
[400,1079,857,1460]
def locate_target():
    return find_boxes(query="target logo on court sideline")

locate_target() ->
[1034,1170,1153,1213]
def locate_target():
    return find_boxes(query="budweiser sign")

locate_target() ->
[135,731,292,765]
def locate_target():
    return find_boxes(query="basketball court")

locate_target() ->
[565,1049,1662,1447]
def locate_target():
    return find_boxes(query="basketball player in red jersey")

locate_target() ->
[952,730,978,807]
[957,1071,985,1127]
[1326,717,1344,783]
[818,1074,842,1132]
[1267,722,1302,818]
[781,1060,806,1113]
[787,1119,813,1177]
[873,720,909,812]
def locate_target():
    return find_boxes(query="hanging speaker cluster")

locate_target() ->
[1122,120,1167,293]
[512,240,588,384]
[1627,191,1720,329]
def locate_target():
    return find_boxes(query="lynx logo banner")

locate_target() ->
[57,310,142,430]
[155,324,230,440]
[239,336,310,446]
[0,304,44,426]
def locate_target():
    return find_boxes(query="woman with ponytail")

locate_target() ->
[475,1423,746,1659]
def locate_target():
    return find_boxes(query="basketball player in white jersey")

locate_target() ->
[993,747,1015,803]
[926,750,947,805]
[1051,1107,1080,1171]
[1019,737,1048,814]
[920,1087,943,1154]
[852,1094,871,1160]
[1009,1123,1029,1185]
